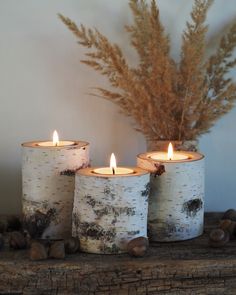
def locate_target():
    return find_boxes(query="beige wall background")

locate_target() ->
[0,0,236,214]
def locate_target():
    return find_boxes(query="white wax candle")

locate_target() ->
[93,153,134,175]
[37,130,75,147]
[150,152,189,161]
[38,140,75,147]
[93,167,134,175]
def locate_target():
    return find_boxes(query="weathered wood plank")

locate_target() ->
[1,212,235,295]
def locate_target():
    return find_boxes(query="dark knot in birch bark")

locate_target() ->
[141,183,150,197]
[153,163,165,177]
[78,221,116,242]
[182,198,203,218]
[60,163,89,176]
[23,209,57,239]
[60,169,77,176]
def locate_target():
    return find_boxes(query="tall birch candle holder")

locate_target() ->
[22,134,89,240]
[73,158,150,254]
[137,145,204,242]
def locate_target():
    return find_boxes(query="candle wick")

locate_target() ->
[112,168,115,175]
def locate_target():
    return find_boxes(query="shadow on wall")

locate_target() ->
[0,164,22,214]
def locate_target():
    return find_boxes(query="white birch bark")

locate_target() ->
[137,152,204,241]
[22,141,89,239]
[73,167,150,254]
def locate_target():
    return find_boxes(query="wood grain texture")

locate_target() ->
[1,213,236,294]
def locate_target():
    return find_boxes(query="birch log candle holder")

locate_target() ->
[137,143,204,242]
[72,154,150,254]
[22,131,89,240]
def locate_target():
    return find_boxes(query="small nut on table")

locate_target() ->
[49,241,65,259]
[222,209,236,221]
[9,231,26,249]
[29,241,48,261]
[65,237,80,254]
[209,228,229,247]
[127,237,149,257]
[219,219,236,239]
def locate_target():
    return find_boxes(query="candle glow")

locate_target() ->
[167,142,173,160]
[110,153,116,174]
[37,130,75,147]
[53,130,59,146]
[93,153,134,175]
[149,142,189,161]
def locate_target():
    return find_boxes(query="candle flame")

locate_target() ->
[53,130,59,146]
[110,153,117,174]
[168,142,173,160]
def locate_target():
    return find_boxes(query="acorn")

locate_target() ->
[209,228,229,247]
[219,219,236,239]
[29,241,48,261]
[9,231,26,249]
[222,209,236,221]
[64,237,80,254]
[49,241,65,259]
[127,237,149,257]
[0,233,4,250]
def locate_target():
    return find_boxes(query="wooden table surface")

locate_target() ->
[0,213,236,295]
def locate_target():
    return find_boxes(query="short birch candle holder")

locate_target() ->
[137,146,204,242]
[73,163,150,254]
[22,135,89,240]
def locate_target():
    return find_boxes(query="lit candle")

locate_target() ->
[21,132,89,239]
[137,144,204,242]
[150,142,189,161]
[93,153,134,175]
[72,156,150,254]
[37,130,74,147]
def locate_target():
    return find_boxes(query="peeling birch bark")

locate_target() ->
[73,167,150,254]
[137,151,204,242]
[22,141,89,239]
